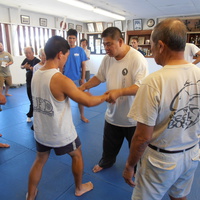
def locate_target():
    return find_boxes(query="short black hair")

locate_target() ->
[80,38,88,45]
[44,36,70,60]
[101,27,124,40]
[67,29,77,37]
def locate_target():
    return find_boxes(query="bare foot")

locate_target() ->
[75,182,93,196]
[5,94,12,96]
[81,116,89,123]
[0,143,10,148]
[0,134,10,148]
[92,164,103,173]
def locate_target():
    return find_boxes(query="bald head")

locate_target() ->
[151,18,187,51]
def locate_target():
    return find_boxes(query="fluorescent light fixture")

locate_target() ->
[94,8,125,21]
[57,0,125,20]
[58,0,93,11]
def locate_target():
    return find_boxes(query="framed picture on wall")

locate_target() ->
[114,20,122,30]
[39,18,47,27]
[68,23,74,29]
[87,23,95,32]
[107,22,113,28]
[96,22,103,32]
[133,19,142,30]
[76,25,82,32]
[21,15,30,25]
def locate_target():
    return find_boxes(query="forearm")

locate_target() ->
[84,94,107,107]
[126,135,149,168]
[126,123,153,168]
[119,84,139,96]
[7,61,13,66]
[80,76,101,91]
[193,56,200,65]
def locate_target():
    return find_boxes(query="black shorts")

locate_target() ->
[36,136,81,156]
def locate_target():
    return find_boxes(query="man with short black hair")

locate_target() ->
[63,29,89,123]
[80,38,91,82]
[27,36,108,200]
[80,27,148,173]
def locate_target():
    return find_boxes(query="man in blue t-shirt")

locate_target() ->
[63,29,89,123]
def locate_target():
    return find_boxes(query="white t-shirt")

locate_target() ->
[33,63,43,74]
[31,68,77,147]
[96,47,148,127]
[84,48,90,71]
[184,43,200,63]
[128,63,200,150]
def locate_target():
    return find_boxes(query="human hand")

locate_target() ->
[105,89,121,104]
[79,79,85,86]
[123,164,136,187]
[0,94,6,105]
[24,63,31,69]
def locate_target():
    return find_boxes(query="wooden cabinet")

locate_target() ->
[187,32,200,48]
[127,30,200,58]
[127,30,152,57]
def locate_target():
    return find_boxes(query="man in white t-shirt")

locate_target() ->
[184,43,200,64]
[123,18,200,200]
[80,38,91,82]
[80,27,148,173]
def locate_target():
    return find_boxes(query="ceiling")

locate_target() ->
[0,0,200,22]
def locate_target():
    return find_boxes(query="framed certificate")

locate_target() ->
[133,19,142,30]
[114,20,122,30]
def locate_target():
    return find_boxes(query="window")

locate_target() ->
[0,22,56,56]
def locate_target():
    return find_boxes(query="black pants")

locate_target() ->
[26,83,33,117]
[98,121,136,169]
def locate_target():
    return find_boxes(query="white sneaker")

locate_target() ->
[27,117,32,123]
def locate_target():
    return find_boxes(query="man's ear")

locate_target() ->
[118,38,123,47]
[57,51,63,59]
[158,40,165,54]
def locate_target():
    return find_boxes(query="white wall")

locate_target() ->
[9,54,200,85]
[10,56,26,85]
[86,55,200,76]
[0,5,84,30]
[86,55,163,76]
[10,55,162,85]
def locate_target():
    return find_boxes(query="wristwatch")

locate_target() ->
[147,19,155,27]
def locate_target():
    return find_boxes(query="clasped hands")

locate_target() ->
[23,62,33,70]
[104,89,121,104]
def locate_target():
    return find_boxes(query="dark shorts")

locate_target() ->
[85,70,90,82]
[36,136,81,156]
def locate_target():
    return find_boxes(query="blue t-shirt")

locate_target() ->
[63,46,87,80]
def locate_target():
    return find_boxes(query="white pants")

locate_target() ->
[132,144,199,200]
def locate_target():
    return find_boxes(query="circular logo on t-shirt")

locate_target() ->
[122,68,128,76]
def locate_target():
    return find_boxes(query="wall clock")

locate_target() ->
[147,19,155,27]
